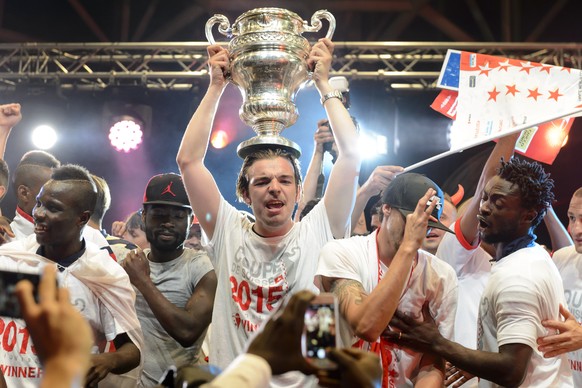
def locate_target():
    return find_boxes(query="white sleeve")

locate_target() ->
[202,354,272,388]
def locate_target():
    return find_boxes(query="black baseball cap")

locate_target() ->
[381,172,454,234]
[143,173,191,209]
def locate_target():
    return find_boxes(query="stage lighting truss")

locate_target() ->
[0,42,581,91]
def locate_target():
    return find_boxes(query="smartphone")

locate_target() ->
[302,293,338,369]
[0,269,41,318]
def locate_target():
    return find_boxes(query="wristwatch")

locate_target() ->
[320,90,343,105]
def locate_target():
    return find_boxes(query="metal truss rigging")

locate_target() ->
[1,42,581,91]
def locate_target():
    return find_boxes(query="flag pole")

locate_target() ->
[403,105,582,172]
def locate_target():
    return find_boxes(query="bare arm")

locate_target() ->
[459,133,520,244]
[176,45,229,240]
[415,353,445,388]
[0,103,22,160]
[388,309,532,387]
[321,189,438,341]
[122,251,217,346]
[86,333,140,386]
[295,120,333,221]
[350,165,403,233]
[543,206,573,251]
[310,39,361,238]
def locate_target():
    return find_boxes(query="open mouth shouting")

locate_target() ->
[477,215,490,230]
[265,200,285,214]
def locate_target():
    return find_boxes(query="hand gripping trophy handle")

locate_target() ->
[303,10,336,40]
[204,8,337,159]
[205,14,232,44]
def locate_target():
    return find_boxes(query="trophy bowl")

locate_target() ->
[206,8,335,158]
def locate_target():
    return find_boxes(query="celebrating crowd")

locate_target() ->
[0,36,580,388]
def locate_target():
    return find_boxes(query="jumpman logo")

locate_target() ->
[161,182,176,197]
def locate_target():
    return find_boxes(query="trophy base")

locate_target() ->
[237,135,301,159]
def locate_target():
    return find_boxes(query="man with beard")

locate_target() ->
[121,173,217,386]
[388,158,573,387]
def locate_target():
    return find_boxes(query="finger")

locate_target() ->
[559,304,575,320]
[422,301,434,324]
[38,265,58,305]
[15,279,38,319]
[57,286,70,304]
[382,330,401,343]
[285,290,316,319]
[327,348,356,366]
[338,347,368,360]
[414,189,436,215]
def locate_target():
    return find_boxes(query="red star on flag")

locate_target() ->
[488,87,500,101]
[548,88,563,101]
[479,62,493,76]
[560,67,572,73]
[505,84,519,96]
[527,88,542,101]
[539,65,553,74]
[497,60,511,72]
[519,62,534,74]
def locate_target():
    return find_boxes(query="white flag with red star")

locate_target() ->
[430,50,582,164]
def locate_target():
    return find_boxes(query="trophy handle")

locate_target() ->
[205,14,232,44]
[303,10,336,40]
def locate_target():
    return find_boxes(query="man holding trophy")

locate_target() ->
[176,7,361,386]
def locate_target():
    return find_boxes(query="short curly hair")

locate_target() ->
[498,158,554,229]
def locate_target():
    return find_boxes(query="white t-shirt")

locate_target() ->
[316,230,458,387]
[477,244,573,387]
[203,198,340,388]
[0,235,143,388]
[135,248,214,386]
[552,245,582,386]
[436,219,491,350]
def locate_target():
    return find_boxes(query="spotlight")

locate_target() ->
[109,116,143,153]
[210,129,230,149]
[31,125,58,149]
[358,131,388,160]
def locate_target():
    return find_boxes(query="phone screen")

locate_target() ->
[0,270,41,318]
[303,294,338,369]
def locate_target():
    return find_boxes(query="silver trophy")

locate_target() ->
[205,8,335,158]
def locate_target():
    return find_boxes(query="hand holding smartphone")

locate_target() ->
[302,293,338,369]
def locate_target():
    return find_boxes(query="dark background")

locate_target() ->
[0,0,581,248]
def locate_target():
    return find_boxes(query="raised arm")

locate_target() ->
[177,45,229,240]
[543,205,573,251]
[459,133,520,244]
[295,120,334,221]
[321,189,438,342]
[350,165,403,233]
[310,39,361,238]
[0,103,22,160]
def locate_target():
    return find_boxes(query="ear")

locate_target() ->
[0,185,6,200]
[382,204,391,218]
[79,210,91,226]
[17,184,29,201]
[242,190,251,206]
[522,208,538,225]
